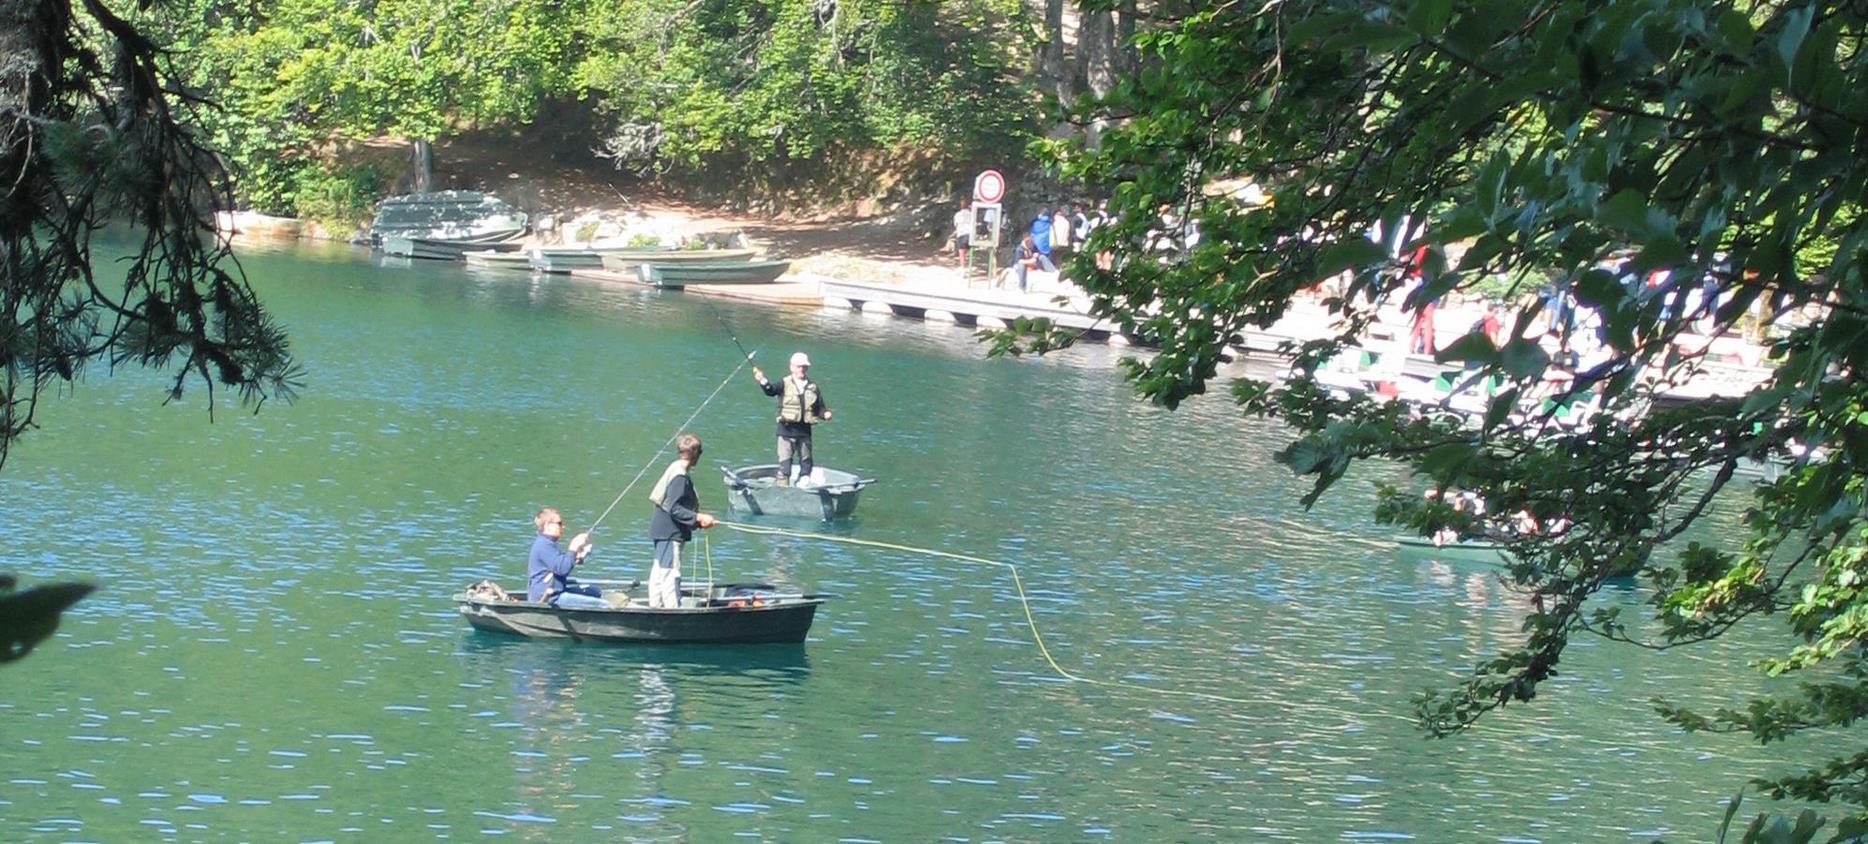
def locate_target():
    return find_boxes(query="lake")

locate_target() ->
[0,242,1809,841]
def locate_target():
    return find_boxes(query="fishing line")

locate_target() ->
[585,355,751,537]
[716,520,1327,710]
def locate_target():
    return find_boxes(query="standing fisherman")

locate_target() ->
[646,433,718,608]
[752,351,832,487]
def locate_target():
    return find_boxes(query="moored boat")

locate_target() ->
[721,464,871,520]
[369,191,529,246]
[598,248,757,274]
[1394,533,1512,564]
[526,244,704,273]
[455,581,826,644]
[639,259,791,288]
[383,234,526,260]
[463,249,537,269]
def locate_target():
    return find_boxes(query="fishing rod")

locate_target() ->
[698,293,757,364]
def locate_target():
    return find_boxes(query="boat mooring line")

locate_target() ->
[716,520,1263,707]
[587,356,752,537]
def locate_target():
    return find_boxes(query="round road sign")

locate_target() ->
[973,170,1005,204]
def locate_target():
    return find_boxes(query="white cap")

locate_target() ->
[789,352,811,367]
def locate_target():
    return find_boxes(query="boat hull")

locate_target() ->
[1394,534,1511,564]
[456,583,823,644]
[722,464,869,520]
[640,259,791,288]
[598,248,757,274]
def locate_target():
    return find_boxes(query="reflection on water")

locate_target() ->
[0,241,1819,840]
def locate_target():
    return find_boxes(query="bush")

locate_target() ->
[290,161,389,232]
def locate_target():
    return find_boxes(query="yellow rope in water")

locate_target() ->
[716,519,1267,707]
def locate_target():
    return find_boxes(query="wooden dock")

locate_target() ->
[813,277,1137,340]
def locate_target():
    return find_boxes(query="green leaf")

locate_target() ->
[1499,338,1550,380]
[1405,0,1453,36]
[1484,387,1520,430]
[1321,22,1419,54]
[1421,442,1476,480]
[1435,331,1500,366]
[1597,189,1652,235]
[1315,238,1389,278]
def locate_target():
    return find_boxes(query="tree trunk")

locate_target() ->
[1044,0,1068,103]
[1080,11,1116,99]
[409,139,434,193]
[1116,0,1138,75]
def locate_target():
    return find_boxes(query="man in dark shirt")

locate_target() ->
[647,433,718,608]
[752,352,832,486]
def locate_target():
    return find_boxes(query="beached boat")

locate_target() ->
[455,581,826,644]
[382,234,526,260]
[597,248,757,274]
[640,259,791,288]
[720,464,871,520]
[369,191,529,246]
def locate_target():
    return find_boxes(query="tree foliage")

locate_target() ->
[157,0,588,214]
[3,0,300,654]
[1009,0,1868,831]
[575,0,1036,177]
[2,0,298,470]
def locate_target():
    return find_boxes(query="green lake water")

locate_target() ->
[0,242,1812,841]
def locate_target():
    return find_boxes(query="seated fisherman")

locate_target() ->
[526,507,605,607]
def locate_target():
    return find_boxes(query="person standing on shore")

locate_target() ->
[752,352,832,486]
[1028,209,1059,272]
[647,433,718,609]
[952,201,972,267]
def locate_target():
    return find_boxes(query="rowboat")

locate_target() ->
[638,259,792,288]
[463,249,536,269]
[598,248,757,274]
[1394,534,1645,577]
[527,245,725,273]
[455,581,826,644]
[383,234,526,260]
[369,191,528,246]
[1393,533,1512,564]
[720,464,871,520]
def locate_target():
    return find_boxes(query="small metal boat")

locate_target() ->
[383,234,526,260]
[721,464,871,520]
[597,248,757,274]
[455,581,826,644]
[639,259,791,288]
[1393,533,1512,564]
[369,191,528,246]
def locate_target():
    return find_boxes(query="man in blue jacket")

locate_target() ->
[1028,208,1058,271]
[526,507,603,606]
[646,433,719,608]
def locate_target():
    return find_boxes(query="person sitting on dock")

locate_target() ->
[526,507,604,607]
[647,433,719,609]
[752,352,832,487]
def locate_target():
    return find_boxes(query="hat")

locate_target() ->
[789,352,811,367]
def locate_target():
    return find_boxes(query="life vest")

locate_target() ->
[777,376,821,424]
[647,459,689,508]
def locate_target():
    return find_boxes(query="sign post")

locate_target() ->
[970,170,1006,285]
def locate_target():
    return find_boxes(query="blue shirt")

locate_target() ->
[526,532,578,601]
[1029,214,1053,254]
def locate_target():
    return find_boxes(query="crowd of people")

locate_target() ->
[952,200,1111,292]
[523,350,833,609]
